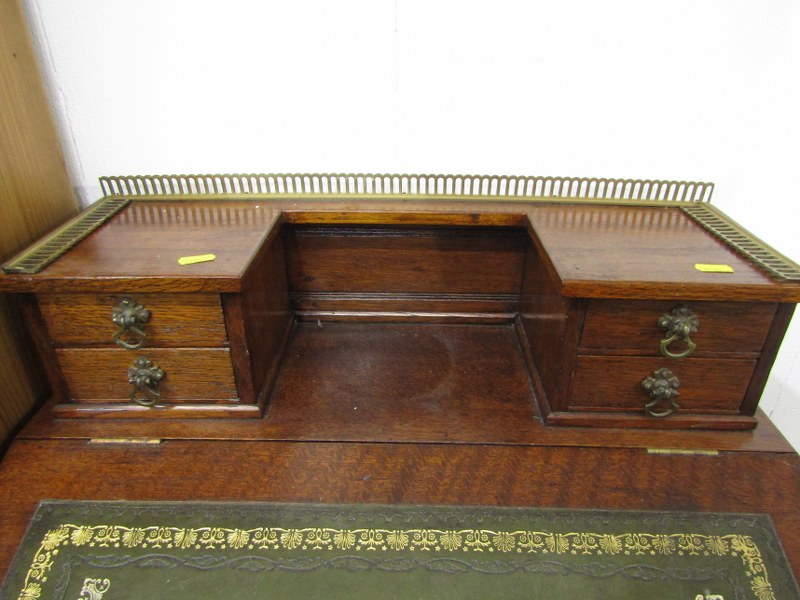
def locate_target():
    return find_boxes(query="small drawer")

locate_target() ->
[55,348,238,403]
[569,355,757,414]
[39,293,228,348]
[579,300,776,356]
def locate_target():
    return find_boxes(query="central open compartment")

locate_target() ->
[261,219,541,436]
[283,222,530,322]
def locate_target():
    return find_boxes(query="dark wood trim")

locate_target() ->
[17,398,792,452]
[238,226,293,414]
[281,210,530,228]
[741,302,797,415]
[15,294,68,401]
[547,411,758,430]
[513,315,548,419]
[295,311,516,324]
[256,316,295,414]
[291,291,520,317]
[221,293,256,405]
[517,236,586,418]
[52,402,262,419]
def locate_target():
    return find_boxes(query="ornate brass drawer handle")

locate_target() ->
[112,298,151,349]
[127,357,165,407]
[641,367,680,418]
[658,305,699,359]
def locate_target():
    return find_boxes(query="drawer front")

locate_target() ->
[569,356,757,414]
[39,293,228,348]
[56,348,238,402]
[580,300,776,356]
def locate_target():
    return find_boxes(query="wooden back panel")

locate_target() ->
[283,224,528,321]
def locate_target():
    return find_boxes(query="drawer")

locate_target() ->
[55,348,238,402]
[39,293,228,348]
[569,355,757,414]
[579,300,776,356]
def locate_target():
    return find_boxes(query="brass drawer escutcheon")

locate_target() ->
[641,367,680,418]
[658,305,699,359]
[127,357,165,407]
[112,298,151,349]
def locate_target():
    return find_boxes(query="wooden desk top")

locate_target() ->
[2,200,799,302]
[526,204,798,301]
[2,195,800,585]
[2,437,799,584]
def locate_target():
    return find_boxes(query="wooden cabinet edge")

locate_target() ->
[52,402,262,419]
[546,411,758,431]
[740,302,797,416]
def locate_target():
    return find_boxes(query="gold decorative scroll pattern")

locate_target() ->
[17,523,774,600]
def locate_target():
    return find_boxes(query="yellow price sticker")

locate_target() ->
[178,254,216,266]
[694,263,734,273]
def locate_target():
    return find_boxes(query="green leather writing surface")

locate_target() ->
[2,501,798,599]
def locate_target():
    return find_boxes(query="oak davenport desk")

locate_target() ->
[2,173,800,583]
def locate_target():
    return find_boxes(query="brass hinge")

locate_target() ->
[647,448,719,456]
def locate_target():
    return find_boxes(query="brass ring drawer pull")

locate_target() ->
[658,305,699,359]
[112,298,151,349]
[641,367,680,418]
[127,357,165,407]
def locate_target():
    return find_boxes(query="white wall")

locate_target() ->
[22,0,800,447]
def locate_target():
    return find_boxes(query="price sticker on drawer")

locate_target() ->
[694,263,734,273]
[178,253,216,265]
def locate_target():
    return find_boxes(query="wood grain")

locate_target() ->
[0,0,77,259]
[526,205,800,301]
[742,303,798,415]
[291,292,519,320]
[3,203,800,302]
[517,240,583,416]
[569,355,757,412]
[0,0,79,449]
[55,348,238,402]
[38,293,228,347]
[580,299,777,356]
[2,201,799,433]
[264,322,538,438]
[0,203,281,293]
[1,439,799,583]
[284,225,527,296]
[545,410,759,430]
[228,224,293,408]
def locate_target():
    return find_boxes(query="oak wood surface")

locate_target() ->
[1,439,799,583]
[0,203,281,293]
[526,204,800,301]
[743,303,798,415]
[1,201,798,432]
[518,240,583,416]
[569,355,757,412]
[16,320,796,453]
[580,299,777,356]
[55,347,237,401]
[291,292,519,320]
[0,0,79,448]
[0,0,78,259]
[233,224,293,408]
[284,225,527,296]
[545,410,759,430]
[38,293,228,347]
[264,322,537,439]
[20,400,790,450]
[3,202,800,302]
